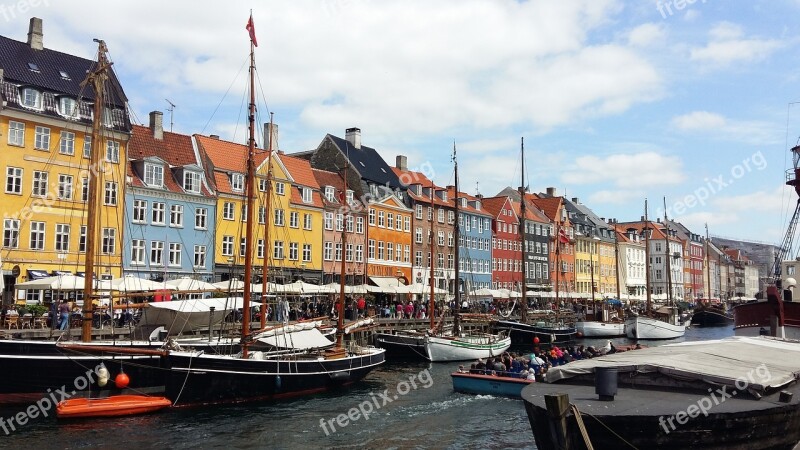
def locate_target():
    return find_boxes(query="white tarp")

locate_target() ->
[256,327,334,350]
[545,336,800,395]
[139,297,244,333]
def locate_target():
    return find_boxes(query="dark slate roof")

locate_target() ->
[0,35,128,107]
[327,134,402,189]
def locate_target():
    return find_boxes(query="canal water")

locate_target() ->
[0,326,734,449]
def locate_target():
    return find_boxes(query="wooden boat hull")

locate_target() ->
[451,372,534,397]
[57,395,171,419]
[691,309,733,327]
[734,301,800,339]
[625,316,685,340]
[163,347,386,406]
[493,320,576,347]
[575,321,625,337]
[425,334,511,362]
[373,331,428,360]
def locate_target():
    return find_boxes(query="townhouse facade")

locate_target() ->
[482,196,522,292]
[531,191,575,300]
[450,189,492,292]
[365,191,413,287]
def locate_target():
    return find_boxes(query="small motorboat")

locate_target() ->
[451,371,535,398]
[57,395,172,419]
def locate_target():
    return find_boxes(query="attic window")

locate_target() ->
[359,161,365,167]
[27,62,40,72]
[380,168,386,173]
[59,70,71,80]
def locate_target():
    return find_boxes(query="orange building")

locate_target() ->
[365,192,413,287]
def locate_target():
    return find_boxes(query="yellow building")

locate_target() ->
[195,136,324,283]
[0,20,130,303]
[598,240,617,296]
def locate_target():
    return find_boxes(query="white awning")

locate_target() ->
[139,297,245,333]
[257,327,334,350]
[369,276,405,293]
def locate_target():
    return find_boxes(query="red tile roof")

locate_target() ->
[279,153,320,189]
[195,134,269,173]
[481,196,516,222]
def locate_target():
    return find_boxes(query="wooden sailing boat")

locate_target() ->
[423,143,510,362]
[160,15,385,406]
[691,223,733,326]
[625,199,685,339]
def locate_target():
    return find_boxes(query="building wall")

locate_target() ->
[366,196,412,282]
[491,202,522,291]
[459,210,492,291]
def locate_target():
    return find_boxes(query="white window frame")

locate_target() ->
[5,167,22,194]
[131,239,145,265]
[150,241,165,266]
[195,207,208,229]
[34,127,50,151]
[8,121,25,146]
[170,204,184,227]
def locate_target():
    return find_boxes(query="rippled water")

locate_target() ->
[0,326,734,449]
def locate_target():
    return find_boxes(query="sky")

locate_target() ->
[4,0,800,245]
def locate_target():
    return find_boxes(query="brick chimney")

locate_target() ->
[149,111,164,140]
[345,127,361,149]
[546,187,556,197]
[263,122,278,151]
[27,18,43,51]
[396,155,408,170]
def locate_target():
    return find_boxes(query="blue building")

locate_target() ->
[450,188,493,293]
[123,112,216,282]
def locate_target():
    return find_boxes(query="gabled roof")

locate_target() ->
[278,153,320,189]
[194,135,269,173]
[481,196,517,223]
[326,134,401,189]
[445,186,492,217]
[530,196,564,223]
[392,167,453,208]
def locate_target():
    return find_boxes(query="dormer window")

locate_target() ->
[346,189,354,204]
[144,163,164,187]
[441,191,448,202]
[27,62,40,72]
[21,88,41,109]
[475,200,481,210]
[302,187,312,203]
[183,171,201,193]
[369,184,378,197]
[275,181,285,195]
[59,70,71,80]
[413,185,422,196]
[231,173,245,192]
[460,198,467,207]
[59,97,77,118]
[325,186,334,201]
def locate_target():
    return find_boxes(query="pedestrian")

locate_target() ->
[58,299,70,331]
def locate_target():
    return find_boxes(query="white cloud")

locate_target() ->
[671,111,727,131]
[670,111,782,145]
[561,152,685,188]
[588,189,645,205]
[690,22,783,67]
[627,23,666,48]
[712,186,793,214]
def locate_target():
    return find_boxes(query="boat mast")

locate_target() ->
[555,206,561,310]
[429,176,436,330]
[613,219,621,301]
[644,200,652,314]
[452,143,460,334]
[240,25,257,358]
[589,228,596,317]
[663,197,673,305]
[81,39,111,343]
[518,137,527,323]
[335,156,349,348]
[260,112,275,328]
[705,223,712,302]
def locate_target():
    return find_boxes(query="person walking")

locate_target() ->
[58,299,70,331]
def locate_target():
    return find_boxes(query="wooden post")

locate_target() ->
[545,393,571,450]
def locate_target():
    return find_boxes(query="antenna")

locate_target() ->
[165,99,176,132]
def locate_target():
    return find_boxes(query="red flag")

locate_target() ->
[558,228,569,244]
[246,15,258,47]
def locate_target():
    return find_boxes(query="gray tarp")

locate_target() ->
[545,336,800,395]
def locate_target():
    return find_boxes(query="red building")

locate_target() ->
[482,196,522,292]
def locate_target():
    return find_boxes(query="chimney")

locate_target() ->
[571,197,579,204]
[27,18,43,51]
[209,134,219,140]
[546,187,556,197]
[149,111,164,140]
[396,155,408,170]
[263,122,279,151]
[641,215,645,221]
[345,127,361,149]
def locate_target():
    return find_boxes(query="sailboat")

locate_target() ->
[691,223,733,327]
[423,144,510,362]
[625,199,685,340]
[158,18,385,405]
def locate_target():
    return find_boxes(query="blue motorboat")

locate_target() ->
[451,371,535,397]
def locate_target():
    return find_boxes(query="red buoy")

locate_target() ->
[115,372,130,389]
[533,337,540,344]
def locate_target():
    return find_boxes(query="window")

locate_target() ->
[325,186,334,201]
[59,131,75,155]
[448,211,455,224]
[104,181,117,205]
[151,241,165,265]
[335,243,342,261]
[240,238,247,257]
[241,204,248,223]
[6,167,22,194]
[448,232,454,247]
[21,88,41,109]
[32,171,48,197]
[273,241,284,259]
[169,243,182,266]
[404,245,410,263]
[257,240,264,259]
[324,212,333,230]
[346,243,353,261]
[275,182,285,195]
[152,202,165,225]
[355,244,364,262]
[356,217,364,234]
[416,227,423,244]
[404,216,411,232]
[194,245,206,268]
[106,140,120,163]
[231,173,244,192]
[184,172,201,193]
[101,228,116,254]
[221,236,233,256]
[336,213,343,231]
[259,179,268,192]
[170,204,183,227]
[59,97,77,117]
[324,242,333,261]
[427,207,433,221]
[79,226,86,252]
[368,208,376,225]
[57,174,73,200]
[346,215,353,232]
[447,254,454,269]
[3,219,19,248]
[223,202,235,220]
[346,190,354,204]
[289,242,299,260]
[258,206,266,224]
[144,164,164,187]
[377,241,385,260]
[54,224,70,252]
[304,213,312,230]
[387,213,394,229]
[274,209,285,226]
[415,251,422,267]
[195,208,207,229]
[289,211,299,228]
[302,244,312,262]
[131,239,145,265]
[8,121,24,146]
[437,230,445,246]
[302,187,312,203]
[83,136,92,158]
[387,242,394,261]
[368,239,375,259]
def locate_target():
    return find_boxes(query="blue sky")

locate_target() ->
[5,0,800,244]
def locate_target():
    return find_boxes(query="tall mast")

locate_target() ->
[705,223,711,301]
[429,176,436,330]
[518,137,527,323]
[663,197,673,304]
[644,200,652,313]
[336,156,348,348]
[613,219,621,301]
[240,29,257,358]
[81,39,111,343]
[452,143,460,314]
[260,112,275,328]
[555,207,561,310]
[589,227,596,314]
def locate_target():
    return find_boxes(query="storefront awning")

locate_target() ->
[369,276,405,292]
[27,269,49,280]
[52,270,72,276]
